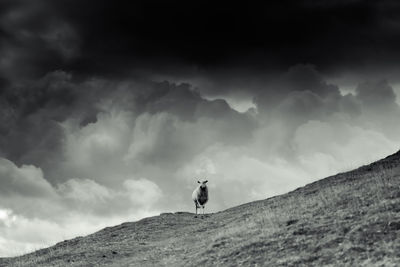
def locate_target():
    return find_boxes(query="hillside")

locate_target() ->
[1,151,400,266]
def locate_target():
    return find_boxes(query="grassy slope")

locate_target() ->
[1,151,400,266]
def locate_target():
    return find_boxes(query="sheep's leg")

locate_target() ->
[195,201,200,215]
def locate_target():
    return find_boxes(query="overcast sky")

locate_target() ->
[1,0,400,256]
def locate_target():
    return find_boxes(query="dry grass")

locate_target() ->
[1,151,400,266]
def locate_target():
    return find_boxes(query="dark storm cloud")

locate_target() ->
[356,80,397,110]
[0,1,79,81]
[254,65,342,113]
[0,72,93,171]
[0,69,256,185]
[62,0,400,73]
[2,0,400,81]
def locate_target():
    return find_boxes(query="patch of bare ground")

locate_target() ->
[1,150,400,266]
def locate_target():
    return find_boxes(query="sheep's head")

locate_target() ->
[197,180,208,190]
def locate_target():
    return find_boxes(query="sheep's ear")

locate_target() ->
[197,181,200,184]
[204,180,208,183]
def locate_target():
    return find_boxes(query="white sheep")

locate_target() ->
[192,180,208,215]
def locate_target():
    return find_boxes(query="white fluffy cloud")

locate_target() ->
[293,119,399,176]
[0,158,54,198]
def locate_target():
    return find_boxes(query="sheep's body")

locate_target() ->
[192,181,208,215]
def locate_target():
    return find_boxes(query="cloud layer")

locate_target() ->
[2,0,400,81]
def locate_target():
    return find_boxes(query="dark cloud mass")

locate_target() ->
[1,0,400,80]
[1,0,400,257]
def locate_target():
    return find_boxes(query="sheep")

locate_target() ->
[192,180,208,215]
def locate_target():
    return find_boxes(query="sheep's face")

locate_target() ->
[197,180,208,190]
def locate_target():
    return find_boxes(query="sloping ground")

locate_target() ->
[1,151,400,266]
